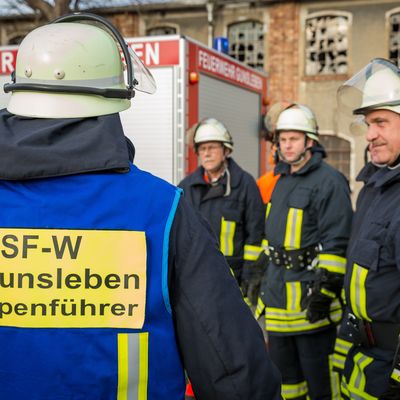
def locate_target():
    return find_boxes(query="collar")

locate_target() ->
[0,109,130,180]
[275,150,324,177]
[191,157,243,188]
[357,162,400,188]
[203,165,226,185]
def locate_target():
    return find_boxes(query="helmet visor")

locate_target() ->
[337,58,400,116]
[74,19,157,95]
[264,101,295,137]
[127,46,157,94]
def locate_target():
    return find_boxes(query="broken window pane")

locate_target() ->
[305,13,350,76]
[389,12,400,66]
[147,26,177,36]
[228,21,264,71]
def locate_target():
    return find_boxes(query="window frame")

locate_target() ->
[318,130,355,191]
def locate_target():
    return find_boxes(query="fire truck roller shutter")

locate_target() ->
[120,67,176,183]
[199,73,261,178]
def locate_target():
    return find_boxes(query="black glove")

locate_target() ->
[319,269,343,297]
[241,251,269,306]
[242,281,261,306]
[301,291,333,323]
[242,251,269,284]
[301,269,344,323]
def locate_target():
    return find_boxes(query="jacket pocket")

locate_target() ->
[287,187,312,209]
[352,239,380,271]
[222,209,241,222]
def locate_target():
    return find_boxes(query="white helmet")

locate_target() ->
[276,104,319,142]
[193,118,234,151]
[4,13,156,118]
[337,58,400,116]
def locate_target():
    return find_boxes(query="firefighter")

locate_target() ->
[0,13,282,400]
[333,58,400,400]
[256,103,353,399]
[179,118,266,305]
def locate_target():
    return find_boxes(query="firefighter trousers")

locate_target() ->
[269,327,340,400]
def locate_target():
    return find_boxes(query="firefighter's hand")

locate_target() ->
[241,280,260,306]
[241,252,269,305]
[379,380,400,400]
[242,251,269,283]
[301,291,332,323]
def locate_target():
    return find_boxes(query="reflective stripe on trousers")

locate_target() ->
[282,380,308,399]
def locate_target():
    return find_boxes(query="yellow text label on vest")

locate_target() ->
[0,228,147,329]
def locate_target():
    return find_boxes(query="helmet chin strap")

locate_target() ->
[278,149,307,165]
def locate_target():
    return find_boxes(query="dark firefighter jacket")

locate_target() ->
[333,163,400,398]
[257,146,353,336]
[178,158,265,278]
[0,110,281,400]
[344,162,400,323]
[336,163,400,349]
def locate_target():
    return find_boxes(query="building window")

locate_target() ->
[319,134,351,181]
[305,12,351,76]
[388,9,400,66]
[146,26,177,36]
[228,21,264,70]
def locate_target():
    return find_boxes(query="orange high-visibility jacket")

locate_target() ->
[257,170,280,204]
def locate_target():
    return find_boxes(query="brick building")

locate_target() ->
[1,0,399,197]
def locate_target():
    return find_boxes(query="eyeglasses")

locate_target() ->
[197,144,224,154]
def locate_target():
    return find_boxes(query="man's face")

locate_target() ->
[365,109,400,165]
[197,141,227,173]
[278,131,312,163]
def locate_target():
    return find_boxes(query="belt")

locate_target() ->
[270,245,319,271]
[347,314,400,351]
